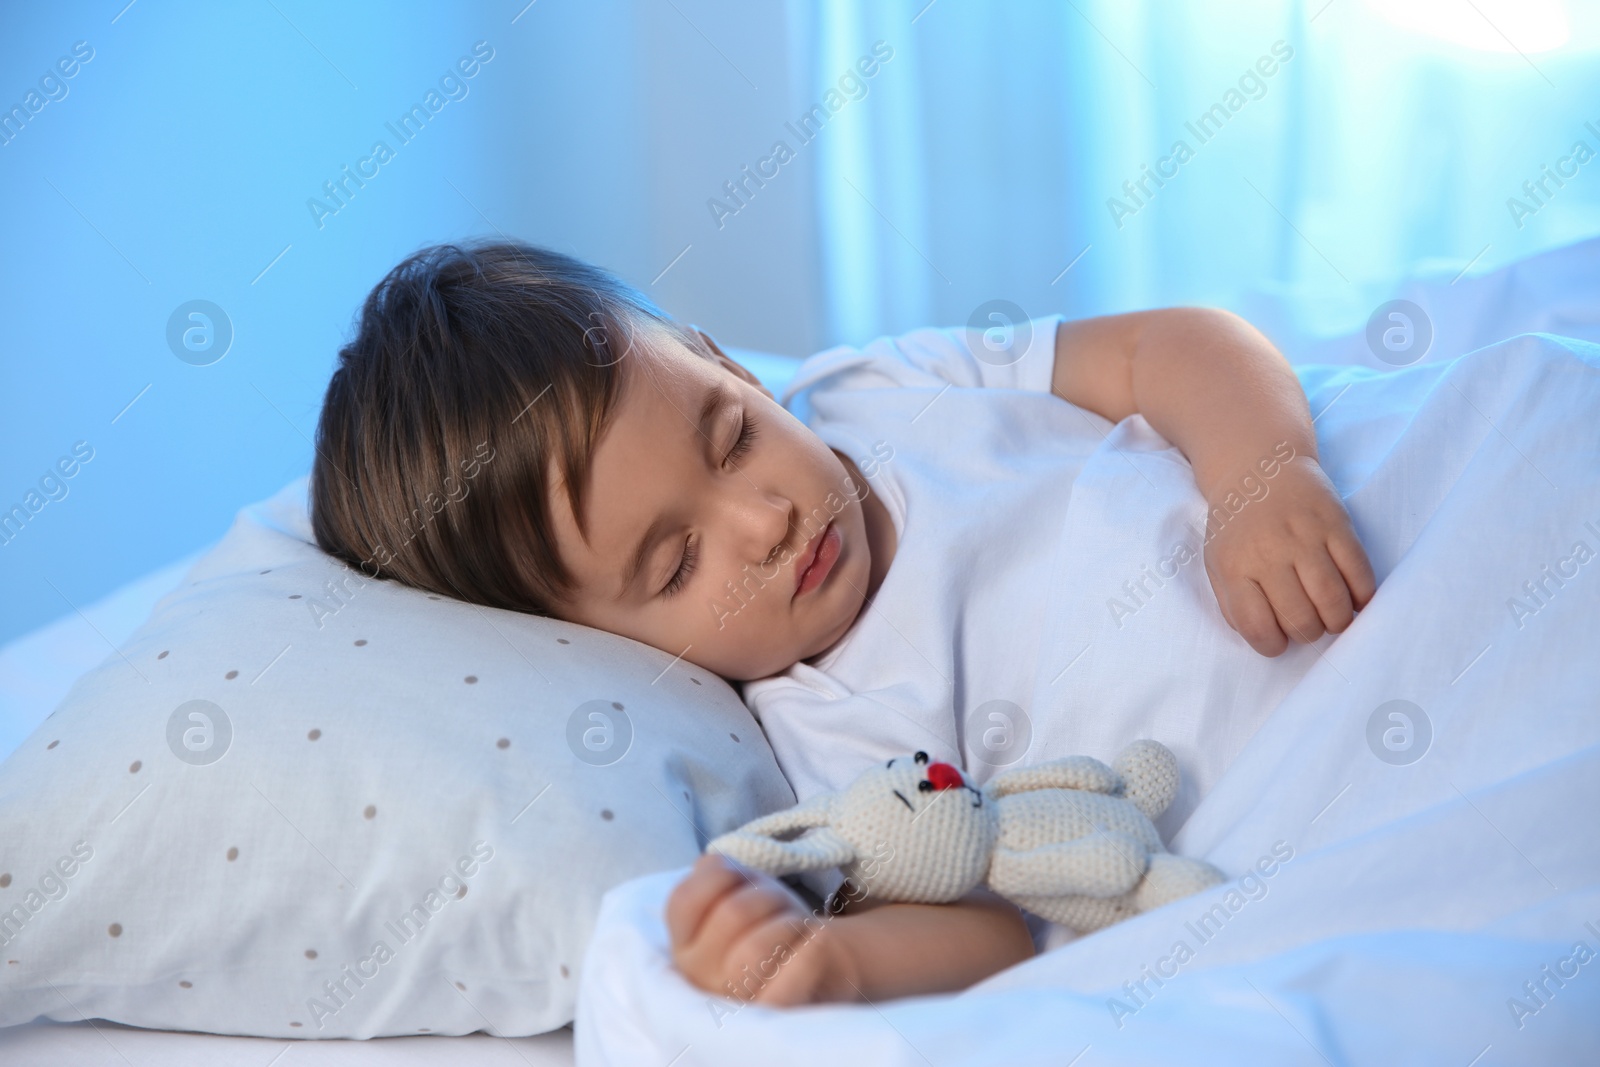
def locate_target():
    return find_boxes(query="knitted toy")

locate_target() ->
[706,740,1225,933]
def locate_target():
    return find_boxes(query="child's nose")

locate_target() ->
[926,762,964,790]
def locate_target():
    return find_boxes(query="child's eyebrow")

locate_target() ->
[613,381,733,601]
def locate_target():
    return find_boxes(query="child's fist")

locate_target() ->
[1203,455,1377,656]
[666,853,850,1006]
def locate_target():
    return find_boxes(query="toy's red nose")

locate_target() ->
[926,762,964,790]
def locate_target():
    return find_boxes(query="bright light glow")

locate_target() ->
[1364,0,1570,53]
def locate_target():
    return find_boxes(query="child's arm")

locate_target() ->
[667,854,1035,1005]
[1052,308,1377,656]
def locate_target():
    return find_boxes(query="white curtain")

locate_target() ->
[791,0,1600,346]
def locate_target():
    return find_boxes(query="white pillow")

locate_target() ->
[0,477,794,1038]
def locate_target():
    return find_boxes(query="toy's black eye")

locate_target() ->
[918,780,934,792]
[914,751,929,764]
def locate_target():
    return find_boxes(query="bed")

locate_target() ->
[4,240,1599,1064]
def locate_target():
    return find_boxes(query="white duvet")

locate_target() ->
[574,328,1600,1066]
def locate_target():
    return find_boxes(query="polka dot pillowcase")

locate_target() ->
[0,477,795,1038]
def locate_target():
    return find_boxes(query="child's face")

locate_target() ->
[545,327,873,681]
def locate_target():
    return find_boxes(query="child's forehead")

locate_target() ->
[617,326,711,394]
[546,336,722,568]
[606,340,734,448]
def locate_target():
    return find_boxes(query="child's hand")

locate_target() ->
[1203,455,1377,656]
[666,853,851,1006]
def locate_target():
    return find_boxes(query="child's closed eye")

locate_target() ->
[663,536,699,597]
[725,412,759,467]
[661,414,761,598]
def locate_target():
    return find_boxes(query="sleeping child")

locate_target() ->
[310,239,1377,1007]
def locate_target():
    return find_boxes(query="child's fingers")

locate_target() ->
[1328,528,1378,610]
[666,854,750,949]
[1222,576,1288,656]
[1262,567,1326,646]
[1296,550,1355,634]
[677,881,799,978]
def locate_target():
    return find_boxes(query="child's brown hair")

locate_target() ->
[311,239,694,616]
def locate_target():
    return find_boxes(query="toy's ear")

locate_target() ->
[1113,739,1180,820]
[704,793,856,877]
[984,756,1122,799]
[716,791,834,840]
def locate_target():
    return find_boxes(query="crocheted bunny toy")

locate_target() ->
[706,740,1225,933]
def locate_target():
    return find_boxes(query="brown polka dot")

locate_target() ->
[108,923,122,938]
[305,949,317,959]
[691,677,702,685]
[226,847,239,861]
[560,964,570,978]
[464,675,478,685]
[179,980,192,988]
[456,885,467,899]
[612,701,624,710]
[600,809,614,821]
[129,760,142,773]
[225,670,239,680]
[354,639,367,647]
[729,732,740,743]
[308,729,321,741]
[8,960,18,965]
[0,874,10,888]
[454,981,466,991]
[290,1021,302,1028]
[363,805,377,819]
[157,651,169,660]
[556,638,570,645]
[289,595,302,600]
[46,740,58,750]
[496,738,510,749]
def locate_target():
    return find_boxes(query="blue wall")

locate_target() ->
[0,1,823,646]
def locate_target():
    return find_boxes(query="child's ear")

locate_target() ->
[692,325,776,404]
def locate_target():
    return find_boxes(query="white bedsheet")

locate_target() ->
[575,331,1600,1066]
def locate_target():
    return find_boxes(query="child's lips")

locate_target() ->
[793,521,841,599]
